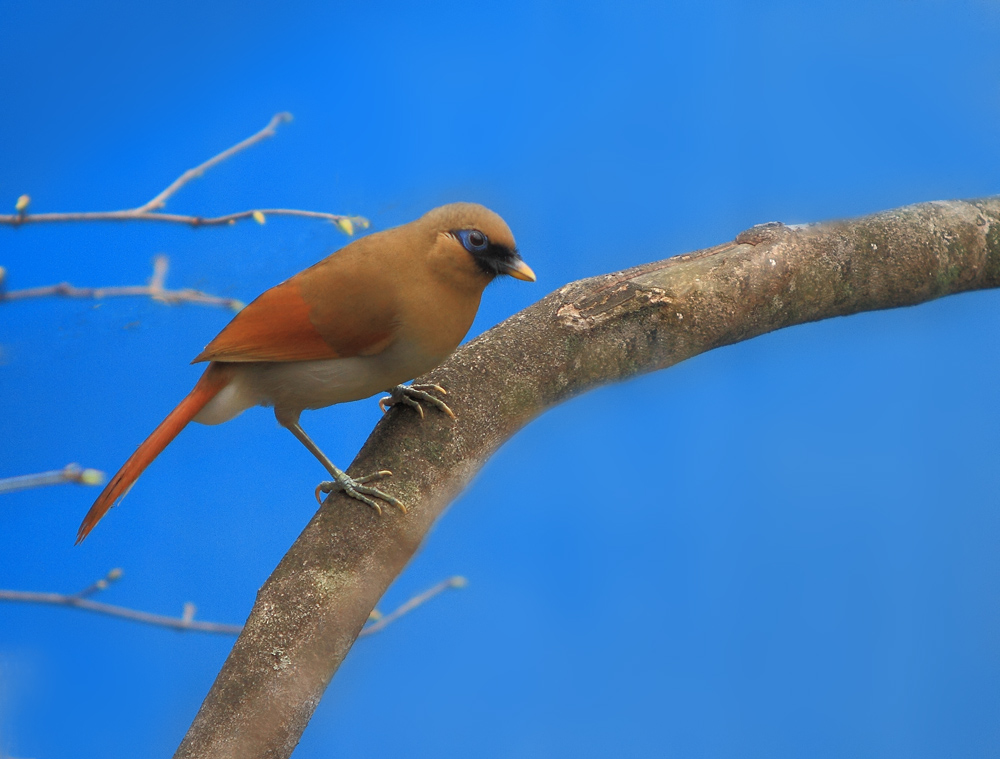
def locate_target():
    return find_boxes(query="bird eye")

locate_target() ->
[458,229,488,252]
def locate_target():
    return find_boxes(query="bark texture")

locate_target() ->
[175,198,1000,758]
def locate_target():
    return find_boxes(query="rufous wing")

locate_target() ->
[193,260,398,363]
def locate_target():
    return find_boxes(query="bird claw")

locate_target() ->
[379,383,455,419]
[315,469,406,515]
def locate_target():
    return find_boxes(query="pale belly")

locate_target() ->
[193,340,443,425]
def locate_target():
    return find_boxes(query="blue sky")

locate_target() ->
[2,1,1000,757]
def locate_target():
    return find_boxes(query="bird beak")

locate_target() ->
[505,257,537,282]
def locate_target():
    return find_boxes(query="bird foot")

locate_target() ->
[379,383,456,420]
[315,470,407,515]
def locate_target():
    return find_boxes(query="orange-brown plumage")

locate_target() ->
[76,363,234,544]
[77,202,535,542]
[193,236,405,363]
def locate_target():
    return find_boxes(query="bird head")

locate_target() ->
[421,203,536,283]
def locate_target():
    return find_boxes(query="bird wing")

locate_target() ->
[193,258,397,363]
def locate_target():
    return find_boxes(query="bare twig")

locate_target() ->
[135,112,291,213]
[0,254,244,310]
[0,208,368,230]
[73,567,123,599]
[0,571,465,637]
[361,576,467,635]
[0,112,368,233]
[0,587,244,635]
[0,463,106,494]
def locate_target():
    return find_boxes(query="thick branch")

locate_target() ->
[176,198,1000,759]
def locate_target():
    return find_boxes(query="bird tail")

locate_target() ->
[76,363,233,544]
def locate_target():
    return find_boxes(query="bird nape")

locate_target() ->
[76,203,535,544]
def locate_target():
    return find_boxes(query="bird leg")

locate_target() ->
[379,383,456,419]
[277,414,406,515]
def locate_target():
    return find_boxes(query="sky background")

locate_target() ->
[2,1,1000,757]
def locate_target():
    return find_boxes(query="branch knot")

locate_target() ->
[735,221,788,246]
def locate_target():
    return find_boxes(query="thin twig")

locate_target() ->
[0,572,466,637]
[0,208,368,230]
[361,576,467,635]
[0,112,368,233]
[73,568,123,600]
[0,588,245,635]
[0,463,106,494]
[0,254,244,310]
[136,112,291,213]
[149,253,169,295]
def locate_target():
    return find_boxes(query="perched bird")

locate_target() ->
[76,203,535,544]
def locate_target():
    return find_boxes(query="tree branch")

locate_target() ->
[0,254,244,310]
[135,112,292,214]
[0,463,105,494]
[0,112,368,233]
[0,587,243,635]
[175,198,1000,759]
[361,575,467,635]
[0,567,244,633]
[0,571,465,638]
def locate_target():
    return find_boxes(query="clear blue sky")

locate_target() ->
[2,1,1000,757]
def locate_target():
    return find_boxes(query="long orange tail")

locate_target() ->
[76,363,233,544]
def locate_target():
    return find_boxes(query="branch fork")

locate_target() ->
[1,112,368,232]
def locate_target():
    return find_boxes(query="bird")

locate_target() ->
[76,203,535,544]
